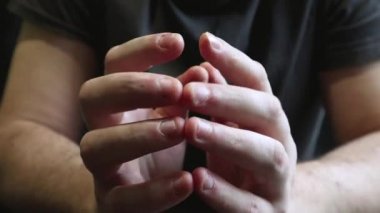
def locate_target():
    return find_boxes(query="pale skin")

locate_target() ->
[0,21,380,212]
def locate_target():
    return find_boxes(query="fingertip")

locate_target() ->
[173,33,185,55]
[104,45,120,69]
[172,78,184,100]
[200,62,227,84]
[104,45,120,74]
[199,32,221,61]
[180,82,194,105]
[192,167,215,195]
[157,33,185,59]
[173,116,186,137]
[199,33,212,60]
[191,167,206,192]
[159,77,183,102]
[182,81,211,105]
[159,116,185,141]
[184,116,201,141]
[200,61,212,69]
[173,171,194,198]
[189,66,209,83]
[184,116,194,138]
[172,33,185,51]
[178,66,209,85]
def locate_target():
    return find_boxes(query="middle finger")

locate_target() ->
[80,117,185,180]
[79,72,182,129]
[185,117,289,183]
[182,82,290,142]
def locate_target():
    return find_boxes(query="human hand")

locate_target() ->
[182,33,298,212]
[78,33,217,212]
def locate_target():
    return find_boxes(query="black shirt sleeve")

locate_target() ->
[8,0,102,46]
[318,0,380,70]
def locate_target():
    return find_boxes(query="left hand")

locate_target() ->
[182,33,298,212]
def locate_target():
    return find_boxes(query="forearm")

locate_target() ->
[0,119,96,212]
[292,131,380,212]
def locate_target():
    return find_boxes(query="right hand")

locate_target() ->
[78,33,221,212]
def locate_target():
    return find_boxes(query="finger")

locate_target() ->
[200,62,227,84]
[182,82,290,141]
[105,172,193,213]
[105,33,184,73]
[177,65,209,85]
[199,62,229,125]
[185,117,290,185]
[192,168,274,212]
[79,72,182,129]
[199,32,272,93]
[156,65,209,118]
[80,117,185,179]
[161,64,225,118]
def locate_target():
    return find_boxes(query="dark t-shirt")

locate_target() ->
[7,0,380,211]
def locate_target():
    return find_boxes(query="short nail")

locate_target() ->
[159,120,178,137]
[206,32,221,50]
[173,176,188,197]
[192,85,210,106]
[158,33,180,50]
[159,78,173,89]
[203,172,214,190]
[194,119,212,143]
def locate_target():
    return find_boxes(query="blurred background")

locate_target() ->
[0,0,20,102]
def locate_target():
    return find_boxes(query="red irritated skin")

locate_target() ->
[182,32,297,212]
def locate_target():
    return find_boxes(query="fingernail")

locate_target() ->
[203,172,214,190]
[206,32,221,50]
[158,33,180,50]
[192,85,210,106]
[173,176,188,197]
[194,119,212,143]
[198,119,212,134]
[159,78,173,89]
[159,120,178,137]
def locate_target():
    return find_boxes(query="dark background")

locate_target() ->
[0,0,20,211]
[1,0,20,102]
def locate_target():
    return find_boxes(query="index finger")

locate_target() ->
[199,32,272,93]
[105,33,184,73]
